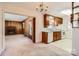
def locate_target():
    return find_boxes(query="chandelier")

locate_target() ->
[36,2,48,13]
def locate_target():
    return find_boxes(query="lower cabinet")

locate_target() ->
[42,31,61,44]
[53,31,61,42]
[42,32,48,44]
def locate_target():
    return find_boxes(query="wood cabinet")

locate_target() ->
[44,14,49,27]
[44,14,63,27]
[53,31,61,42]
[42,31,61,44]
[42,32,48,44]
[54,17,63,26]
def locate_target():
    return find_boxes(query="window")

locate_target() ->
[72,14,79,28]
[72,2,79,28]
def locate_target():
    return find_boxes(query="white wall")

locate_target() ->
[57,15,72,39]
[61,15,79,56]
[72,28,79,55]
[62,16,72,39]
[0,4,4,54]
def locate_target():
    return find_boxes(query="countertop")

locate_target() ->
[41,28,61,32]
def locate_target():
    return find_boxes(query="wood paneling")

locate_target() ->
[5,21,23,35]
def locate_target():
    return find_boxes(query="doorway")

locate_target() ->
[4,12,36,48]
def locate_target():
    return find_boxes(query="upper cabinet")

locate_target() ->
[44,14,63,27]
[44,14,49,27]
[54,17,63,26]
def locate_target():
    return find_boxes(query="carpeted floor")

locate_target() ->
[2,34,72,56]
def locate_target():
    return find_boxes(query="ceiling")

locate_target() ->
[5,2,71,14]
[4,2,71,10]
[5,13,28,21]
[4,2,72,17]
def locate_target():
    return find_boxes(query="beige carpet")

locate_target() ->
[2,35,72,56]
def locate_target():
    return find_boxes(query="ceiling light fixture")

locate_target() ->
[36,2,48,13]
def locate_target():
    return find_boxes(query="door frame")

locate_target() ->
[32,17,36,43]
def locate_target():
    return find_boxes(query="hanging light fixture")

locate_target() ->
[36,2,48,13]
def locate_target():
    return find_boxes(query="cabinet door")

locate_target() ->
[54,17,63,26]
[56,32,61,40]
[53,31,61,42]
[53,32,57,41]
[44,14,49,27]
[42,32,48,44]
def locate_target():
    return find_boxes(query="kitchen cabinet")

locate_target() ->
[44,14,49,27]
[42,31,61,44]
[44,14,63,27]
[53,31,61,42]
[42,32,48,44]
[54,17,63,26]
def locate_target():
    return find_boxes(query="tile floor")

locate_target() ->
[51,39,72,53]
